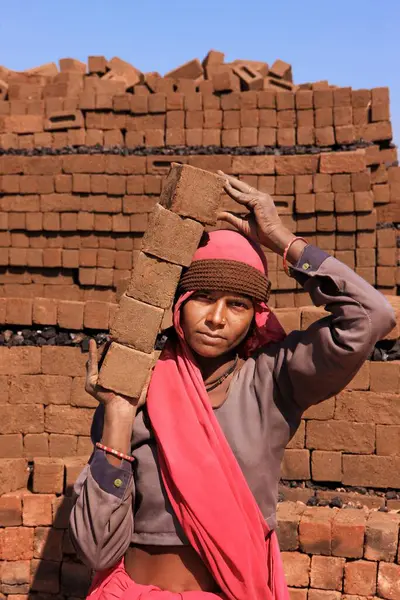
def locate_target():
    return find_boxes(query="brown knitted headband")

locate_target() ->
[178,259,271,303]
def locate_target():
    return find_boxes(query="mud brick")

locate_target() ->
[3,212,23,233]
[32,297,57,325]
[297,126,315,145]
[281,552,310,588]
[275,91,294,111]
[297,110,315,128]
[377,266,396,287]
[321,150,365,174]
[27,246,44,267]
[5,297,32,325]
[142,204,203,268]
[275,176,294,195]
[232,64,263,90]
[350,172,370,193]
[372,102,390,122]
[373,183,390,204]
[316,214,335,232]
[96,248,115,269]
[315,108,333,128]
[276,155,319,175]
[334,192,354,213]
[277,109,296,128]
[371,163,388,184]
[356,209,377,230]
[41,345,86,377]
[160,163,224,225]
[331,509,366,558]
[0,114,43,133]
[238,127,256,147]
[97,341,153,398]
[331,174,351,193]
[295,90,313,110]
[33,526,63,562]
[355,248,375,268]
[70,377,97,409]
[57,300,84,329]
[310,555,345,591]
[280,448,310,480]
[295,194,315,214]
[0,432,24,459]
[22,494,53,527]
[24,432,48,457]
[335,124,356,144]
[294,176,312,196]
[78,267,95,286]
[277,128,295,146]
[202,49,225,69]
[360,120,392,142]
[315,192,334,213]
[0,174,19,193]
[299,506,333,555]
[333,106,352,126]
[126,252,181,310]
[256,127,275,146]
[352,88,370,108]
[258,108,277,128]
[365,511,400,562]
[110,295,163,353]
[8,247,26,267]
[276,501,305,551]
[93,267,112,287]
[355,230,375,249]
[0,496,22,526]
[377,227,396,247]
[270,59,292,81]
[314,89,333,109]
[315,126,335,146]
[82,300,110,330]
[32,457,63,493]
[377,246,396,267]
[0,526,34,561]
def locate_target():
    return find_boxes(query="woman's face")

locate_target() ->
[180,290,255,358]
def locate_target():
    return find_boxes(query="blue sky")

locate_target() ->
[1,0,399,143]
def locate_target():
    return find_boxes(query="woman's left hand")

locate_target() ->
[217,172,296,255]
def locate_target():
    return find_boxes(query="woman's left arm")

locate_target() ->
[219,173,396,409]
[267,246,396,409]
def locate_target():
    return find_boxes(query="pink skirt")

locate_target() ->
[87,558,224,600]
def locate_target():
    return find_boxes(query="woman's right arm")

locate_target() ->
[69,341,139,571]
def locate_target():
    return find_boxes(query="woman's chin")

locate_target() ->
[190,342,227,358]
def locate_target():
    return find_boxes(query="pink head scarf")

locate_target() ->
[146,231,289,600]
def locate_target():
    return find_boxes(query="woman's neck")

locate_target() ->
[193,351,237,386]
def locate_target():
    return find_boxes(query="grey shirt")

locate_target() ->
[69,246,396,571]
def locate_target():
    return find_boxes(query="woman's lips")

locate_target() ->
[197,332,224,344]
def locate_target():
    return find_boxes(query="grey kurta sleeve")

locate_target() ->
[69,405,134,571]
[260,245,396,412]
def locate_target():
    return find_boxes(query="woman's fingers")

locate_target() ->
[223,182,253,206]
[85,339,99,393]
[218,171,254,194]
[218,211,247,232]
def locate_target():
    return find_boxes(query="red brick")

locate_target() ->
[281,552,310,587]
[23,433,49,458]
[41,346,86,376]
[45,404,93,435]
[0,496,22,526]
[378,563,400,600]
[299,507,333,555]
[70,377,97,408]
[32,457,64,493]
[276,501,305,551]
[0,526,34,560]
[22,493,53,526]
[344,560,377,596]
[30,558,61,593]
[332,509,366,558]
[365,511,400,562]
[34,526,63,560]
[310,555,345,590]
[281,449,310,480]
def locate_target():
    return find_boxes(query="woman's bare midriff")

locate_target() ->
[124,544,221,594]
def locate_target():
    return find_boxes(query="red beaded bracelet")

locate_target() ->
[283,237,307,276]
[96,442,134,463]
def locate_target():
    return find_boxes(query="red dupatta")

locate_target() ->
[146,231,289,600]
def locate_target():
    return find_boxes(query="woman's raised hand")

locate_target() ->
[217,172,295,255]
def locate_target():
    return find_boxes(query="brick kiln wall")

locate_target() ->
[1,53,400,597]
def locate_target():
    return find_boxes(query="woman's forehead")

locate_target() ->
[195,289,253,301]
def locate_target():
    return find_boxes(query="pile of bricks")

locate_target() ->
[99,163,224,398]
[0,148,398,306]
[0,309,399,597]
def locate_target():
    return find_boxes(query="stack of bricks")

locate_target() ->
[98,163,224,398]
[1,332,400,597]
[0,52,398,307]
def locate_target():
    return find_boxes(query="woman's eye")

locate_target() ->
[230,301,247,309]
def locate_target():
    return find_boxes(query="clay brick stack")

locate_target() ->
[0,51,398,306]
[99,163,223,398]
[1,51,400,598]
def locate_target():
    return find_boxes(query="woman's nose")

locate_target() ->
[206,300,226,327]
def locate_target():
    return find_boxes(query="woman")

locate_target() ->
[70,174,395,600]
